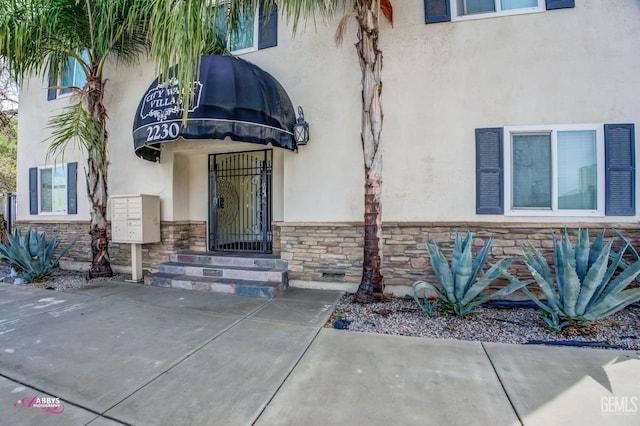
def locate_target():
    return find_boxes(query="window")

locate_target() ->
[425,0,574,24]
[39,165,68,213]
[59,54,88,95]
[504,125,604,216]
[214,3,259,53]
[476,124,635,217]
[453,0,542,19]
[29,163,77,215]
[47,51,89,100]
[213,1,277,54]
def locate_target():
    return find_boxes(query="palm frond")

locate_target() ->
[47,103,103,160]
[276,0,343,34]
[335,11,356,46]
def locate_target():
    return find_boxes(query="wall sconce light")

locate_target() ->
[293,106,309,146]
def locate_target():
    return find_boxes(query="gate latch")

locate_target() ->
[214,197,225,209]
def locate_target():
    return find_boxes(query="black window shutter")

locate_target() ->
[67,162,78,214]
[476,128,504,214]
[47,70,57,101]
[29,167,38,214]
[545,0,574,10]
[425,0,451,24]
[605,124,635,216]
[258,1,278,50]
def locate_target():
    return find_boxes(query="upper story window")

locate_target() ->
[425,0,575,24]
[453,0,542,20]
[59,54,88,95]
[213,1,277,54]
[214,3,260,54]
[47,51,90,101]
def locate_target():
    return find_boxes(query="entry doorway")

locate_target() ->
[208,150,273,253]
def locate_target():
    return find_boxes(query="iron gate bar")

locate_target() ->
[208,150,273,253]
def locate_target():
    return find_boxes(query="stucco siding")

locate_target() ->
[15,0,640,228]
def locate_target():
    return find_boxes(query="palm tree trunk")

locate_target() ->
[87,154,112,278]
[354,0,385,303]
[86,75,113,278]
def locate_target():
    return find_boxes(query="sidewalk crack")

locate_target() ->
[481,342,524,426]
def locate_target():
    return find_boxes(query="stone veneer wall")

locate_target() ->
[14,220,640,289]
[278,222,640,289]
[14,221,207,271]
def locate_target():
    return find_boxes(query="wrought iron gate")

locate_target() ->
[209,150,273,253]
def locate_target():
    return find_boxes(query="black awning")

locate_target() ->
[133,55,297,162]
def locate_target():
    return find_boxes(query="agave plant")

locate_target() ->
[520,229,640,330]
[0,228,72,283]
[612,230,640,274]
[413,232,527,316]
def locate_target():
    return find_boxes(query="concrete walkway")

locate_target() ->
[0,281,638,425]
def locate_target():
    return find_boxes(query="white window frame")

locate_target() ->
[38,164,68,215]
[215,2,260,55]
[452,0,544,22]
[57,52,89,98]
[504,124,605,217]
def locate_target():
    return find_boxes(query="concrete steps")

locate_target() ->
[145,253,288,298]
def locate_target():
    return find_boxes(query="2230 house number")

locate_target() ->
[146,123,180,142]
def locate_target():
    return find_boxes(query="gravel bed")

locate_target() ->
[327,293,640,351]
[0,265,126,291]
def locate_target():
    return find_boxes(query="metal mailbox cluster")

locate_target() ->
[111,195,160,244]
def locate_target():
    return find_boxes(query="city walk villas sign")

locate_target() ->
[139,77,203,140]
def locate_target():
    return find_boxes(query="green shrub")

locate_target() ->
[0,228,72,283]
[520,229,640,330]
[413,232,527,316]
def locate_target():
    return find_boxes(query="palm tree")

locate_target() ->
[270,0,393,303]
[1,0,140,277]
[0,0,225,278]
[1,0,392,301]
